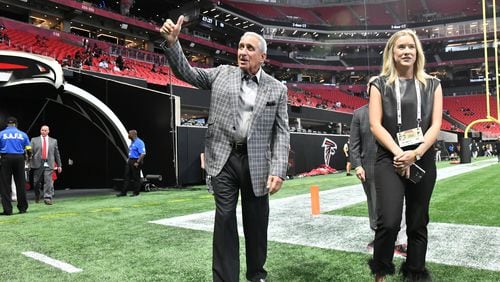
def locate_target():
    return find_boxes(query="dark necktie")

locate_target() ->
[42,137,47,160]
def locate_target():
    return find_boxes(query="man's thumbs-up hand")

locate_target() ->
[160,15,184,47]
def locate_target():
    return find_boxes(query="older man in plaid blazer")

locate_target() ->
[161,16,289,282]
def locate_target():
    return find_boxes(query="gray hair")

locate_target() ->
[240,32,267,54]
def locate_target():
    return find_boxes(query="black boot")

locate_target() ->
[368,258,395,277]
[400,261,431,282]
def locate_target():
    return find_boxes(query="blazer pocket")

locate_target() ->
[265,150,271,161]
[266,101,276,106]
[205,121,215,138]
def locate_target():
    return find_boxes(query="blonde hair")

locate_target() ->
[380,29,431,87]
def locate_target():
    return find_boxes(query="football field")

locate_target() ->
[1,158,499,281]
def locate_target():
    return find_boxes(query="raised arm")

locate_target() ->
[160,15,218,89]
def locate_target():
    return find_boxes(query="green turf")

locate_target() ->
[0,161,498,281]
[327,161,500,227]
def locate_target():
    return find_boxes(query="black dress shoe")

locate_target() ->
[19,210,27,214]
[1,211,13,216]
[116,193,127,197]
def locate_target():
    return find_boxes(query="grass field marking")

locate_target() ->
[152,206,500,271]
[0,219,21,225]
[22,251,83,273]
[168,198,194,203]
[436,158,497,181]
[131,202,162,208]
[151,159,500,272]
[38,212,80,220]
[90,207,122,213]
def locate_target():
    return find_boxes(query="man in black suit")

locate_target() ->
[350,104,407,254]
[350,105,377,234]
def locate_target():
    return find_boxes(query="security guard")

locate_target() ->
[0,117,31,215]
[116,129,146,197]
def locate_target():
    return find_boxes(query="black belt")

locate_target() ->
[231,142,247,153]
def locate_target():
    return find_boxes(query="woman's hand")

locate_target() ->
[393,150,416,171]
[396,166,410,178]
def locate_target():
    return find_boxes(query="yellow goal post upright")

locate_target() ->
[461,0,500,163]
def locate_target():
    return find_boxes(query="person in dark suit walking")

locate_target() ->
[30,125,62,205]
[350,105,378,233]
[160,15,290,282]
[350,104,407,254]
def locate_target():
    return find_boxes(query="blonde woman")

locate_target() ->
[368,29,442,282]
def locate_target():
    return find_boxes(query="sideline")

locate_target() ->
[22,251,83,273]
[151,159,500,271]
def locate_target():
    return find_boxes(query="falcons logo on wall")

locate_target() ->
[321,138,337,166]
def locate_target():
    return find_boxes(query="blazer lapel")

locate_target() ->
[49,137,55,152]
[230,68,241,123]
[249,72,271,137]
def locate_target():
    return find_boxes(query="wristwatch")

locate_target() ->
[414,150,421,161]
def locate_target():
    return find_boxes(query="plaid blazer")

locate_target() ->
[349,104,377,178]
[163,41,290,196]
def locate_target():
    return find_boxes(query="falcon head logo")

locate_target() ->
[321,138,337,166]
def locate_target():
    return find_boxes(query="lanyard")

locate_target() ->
[395,77,421,132]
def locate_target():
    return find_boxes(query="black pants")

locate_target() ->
[361,171,377,232]
[369,154,436,276]
[0,154,28,213]
[121,159,141,195]
[211,150,269,282]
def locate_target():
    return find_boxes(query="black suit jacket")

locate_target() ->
[349,104,377,177]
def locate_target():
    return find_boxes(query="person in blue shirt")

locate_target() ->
[116,129,146,197]
[0,117,31,215]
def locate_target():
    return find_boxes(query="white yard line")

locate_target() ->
[22,251,82,273]
[150,159,500,271]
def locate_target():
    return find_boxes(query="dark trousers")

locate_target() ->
[33,167,54,199]
[362,173,377,232]
[370,155,436,275]
[121,159,141,195]
[0,154,28,213]
[29,168,44,200]
[211,150,269,282]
